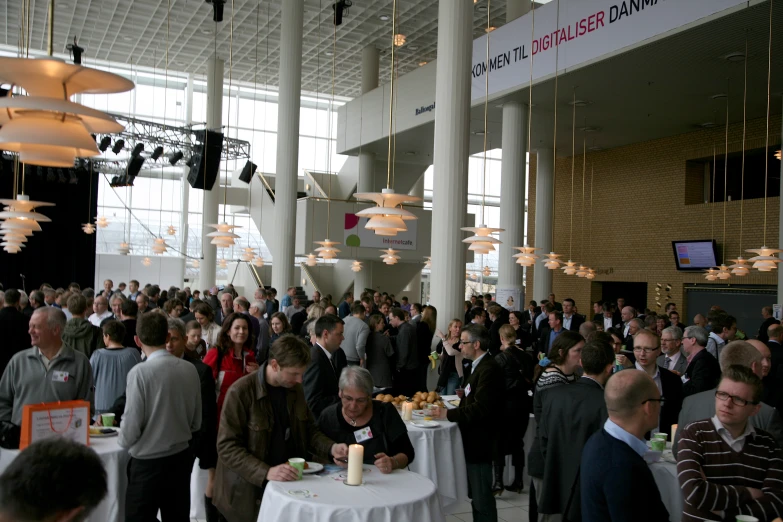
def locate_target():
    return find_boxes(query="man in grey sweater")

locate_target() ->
[0,307,93,427]
[119,311,201,522]
[342,303,370,366]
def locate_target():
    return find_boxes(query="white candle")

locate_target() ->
[671,424,678,444]
[402,401,413,421]
[346,444,364,485]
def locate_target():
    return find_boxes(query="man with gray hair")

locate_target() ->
[680,325,721,398]
[674,340,783,453]
[0,307,94,433]
[657,326,687,375]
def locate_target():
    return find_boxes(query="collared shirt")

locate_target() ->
[635,362,662,432]
[604,418,648,457]
[603,316,614,331]
[664,351,682,371]
[471,352,488,372]
[623,323,630,337]
[707,332,726,358]
[535,312,547,329]
[549,328,563,348]
[711,415,755,452]
[37,345,64,371]
[563,314,573,330]
[88,310,113,327]
[581,375,605,390]
[316,342,332,361]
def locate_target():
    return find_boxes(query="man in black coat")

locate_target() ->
[538,339,615,521]
[302,315,346,420]
[562,298,585,333]
[758,306,780,344]
[0,289,31,378]
[522,301,539,333]
[389,309,418,397]
[681,326,721,398]
[487,303,509,356]
[766,324,783,379]
[431,324,503,522]
[633,330,683,439]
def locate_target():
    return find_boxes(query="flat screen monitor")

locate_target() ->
[671,240,718,271]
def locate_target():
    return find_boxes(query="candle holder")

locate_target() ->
[343,479,364,486]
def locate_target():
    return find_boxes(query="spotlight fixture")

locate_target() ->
[333,0,352,26]
[111,139,125,154]
[169,151,184,165]
[205,0,226,22]
[98,136,112,152]
[131,143,144,156]
[379,14,390,21]
[151,146,164,160]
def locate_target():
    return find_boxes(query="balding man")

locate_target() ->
[633,330,683,440]
[766,324,783,379]
[0,307,94,430]
[88,295,112,327]
[693,313,707,329]
[758,306,780,344]
[674,340,783,453]
[580,370,669,522]
[216,292,233,326]
[624,318,644,350]
[620,306,636,338]
[749,339,782,409]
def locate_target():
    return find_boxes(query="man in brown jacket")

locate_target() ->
[213,334,349,522]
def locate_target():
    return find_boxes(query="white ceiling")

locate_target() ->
[1,0,518,99]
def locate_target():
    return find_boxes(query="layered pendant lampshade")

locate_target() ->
[96,216,109,228]
[561,260,578,276]
[219,258,228,269]
[314,239,341,260]
[728,257,750,276]
[117,242,131,255]
[380,248,400,265]
[351,261,363,272]
[151,237,168,255]
[482,266,491,277]
[716,264,731,280]
[542,252,563,270]
[704,268,718,281]
[513,246,540,267]
[207,223,241,248]
[253,256,265,267]
[142,257,152,267]
[461,225,503,255]
[241,247,256,262]
[0,57,134,167]
[191,259,200,268]
[82,223,95,234]
[354,189,421,237]
[585,268,596,280]
[746,247,782,272]
[576,265,589,278]
[470,272,478,280]
[0,195,54,253]
[305,253,319,267]
[166,225,177,236]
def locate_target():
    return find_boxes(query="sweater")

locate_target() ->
[528,367,577,478]
[677,419,783,521]
[90,347,142,413]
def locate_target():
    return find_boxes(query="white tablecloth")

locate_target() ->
[0,437,130,522]
[650,460,683,522]
[258,469,445,522]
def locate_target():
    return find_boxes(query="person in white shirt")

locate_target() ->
[621,306,636,337]
[88,296,113,327]
[657,326,687,375]
[706,313,737,359]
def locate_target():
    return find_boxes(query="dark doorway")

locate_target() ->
[601,282,648,313]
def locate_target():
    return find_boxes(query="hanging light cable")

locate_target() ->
[716,79,731,280]
[561,87,579,276]
[576,124,588,278]
[729,35,750,276]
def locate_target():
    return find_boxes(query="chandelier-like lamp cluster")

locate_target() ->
[380,248,400,265]
[0,196,54,253]
[351,261,363,273]
[354,190,421,237]
[207,223,241,248]
[315,239,341,260]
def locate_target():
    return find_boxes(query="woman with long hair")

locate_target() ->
[416,305,437,391]
[194,302,221,348]
[508,310,533,350]
[261,312,291,364]
[435,319,463,395]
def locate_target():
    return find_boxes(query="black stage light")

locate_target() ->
[131,143,144,156]
[169,151,184,165]
[334,0,352,26]
[206,0,226,22]
[151,146,164,160]
[99,136,112,152]
[111,139,125,154]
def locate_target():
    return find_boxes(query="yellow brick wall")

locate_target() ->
[525,115,783,318]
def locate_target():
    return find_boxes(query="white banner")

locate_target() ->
[471,0,747,100]
[496,287,524,313]
[343,213,418,250]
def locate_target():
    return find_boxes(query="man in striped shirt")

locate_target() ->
[677,365,783,522]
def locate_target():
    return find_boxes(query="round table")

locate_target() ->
[649,459,683,522]
[0,437,130,522]
[257,469,445,522]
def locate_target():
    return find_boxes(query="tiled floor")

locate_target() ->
[191,490,531,522]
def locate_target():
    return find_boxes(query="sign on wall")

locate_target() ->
[496,287,524,313]
[343,213,418,250]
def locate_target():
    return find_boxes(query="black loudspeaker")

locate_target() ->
[238,160,257,184]
[127,154,145,179]
[187,130,224,190]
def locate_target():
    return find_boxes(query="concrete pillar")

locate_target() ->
[533,149,554,301]
[506,0,532,22]
[357,152,374,193]
[361,46,380,94]
[405,175,425,303]
[271,0,304,293]
[498,101,528,294]
[430,0,473,331]
[201,56,223,289]
[354,262,373,301]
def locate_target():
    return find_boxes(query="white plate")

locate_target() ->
[89,427,119,438]
[411,420,439,429]
[302,462,324,474]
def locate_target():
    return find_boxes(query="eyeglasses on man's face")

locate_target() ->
[715,390,758,407]
[633,346,660,354]
[459,340,473,345]
[642,397,665,405]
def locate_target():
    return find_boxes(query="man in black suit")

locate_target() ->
[522,300,539,333]
[0,289,31,378]
[633,330,683,440]
[538,310,565,357]
[562,298,585,333]
[303,314,346,420]
[680,325,721,398]
[487,303,509,356]
[548,293,563,312]
[758,306,780,344]
[599,302,620,332]
[389,308,418,396]
[591,301,604,324]
[431,325,503,522]
[766,324,783,378]
[538,339,614,521]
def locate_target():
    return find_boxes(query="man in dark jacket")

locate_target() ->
[562,298,585,333]
[62,294,102,358]
[487,303,509,356]
[389,308,418,397]
[681,326,721,398]
[758,306,780,344]
[633,330,683,440]
[431,324,504,522]
[302,315,346,420]
[539,340,614,521]
[213,335,348,522]
[581,370,669,522]
[0,289,31,378]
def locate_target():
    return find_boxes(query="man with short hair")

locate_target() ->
[284,295,304,323]
[548,293,563,312]
[580,370,669,522]
[135,293,150,315]
[214,335,348,522]
[410,303,423,325]
[487,303,509,356]
[28,290,45,311]
[535,300,551,332]
[280,286,295,312]
[400,296,411,313]
[430,325,503,522]
[43,288,56,306]
[0,438,108,521]
[119,311,201,522]
[540,311,564,356]
[678,365,783,521]
[538,339,615,522]
[303,315,346,420]
[18,291,33,319]
[99,279,114,298]
[109,294,124,319]
[342,303,370,367]
[706,313,737,359]
[145,285,160,310]
[118,282,127,295]
[128,280,141,300]
[634,330,683,439]
[625,318,644,349]
[668,310,687,332]
[0,307,94,429]
[120,300,139,348]
[0,289,31,377]
[265,290,276,319]
[621,306,636,338]
[561,298,584,334]
[338,292,353,319]
[766,324,783,378]
[674,340,783,452]
[62,294,102,358]
[312,290,322,304]
[88,295,113,327]
[390,308,418,397]
[758,306,780,344]
[216,292,233,326]
[681,325,721,398]
[657,326,687,375]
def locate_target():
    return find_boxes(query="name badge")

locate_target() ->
[465,384,472,396]
[515,339,521,345]
[354,427,373,443]
[681,375,690,384]
[52,370,69,382]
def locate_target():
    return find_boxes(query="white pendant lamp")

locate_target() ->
[219,258,228,269]
[576,265,589,278]
[151,237,169,255]
[462,225,503,255]
[96,216,110,228]
[191,259,200,268]
[207,223,241,248]
[746,247,782,271]
[314,239,341,260]
[380,248,400,265]
[253,256,265,267]
[542,252,563,270]
[117,242,131,255]
[305,253,319,267]
[561,260,578,276]
[728,257,750,276]
[704,268,718,281]
[585,268,596,280]
[424,256,432,269]
[513,246,540,267]
[351,261,363,272]
[482,266,491,277]
[142,257,152,267]
[166,225,177,236]
[716,264,731,280]
[241,247,256,262]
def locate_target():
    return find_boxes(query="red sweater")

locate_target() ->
[203,347,256,423]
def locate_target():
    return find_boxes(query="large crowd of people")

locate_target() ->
[0,279,781,522]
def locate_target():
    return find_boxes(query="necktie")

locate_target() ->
[664,357,672,370]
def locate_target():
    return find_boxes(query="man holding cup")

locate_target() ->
[677,365,783,521]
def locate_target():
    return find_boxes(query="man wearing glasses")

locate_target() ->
[633,330,683,440]
[680,326,721,398]
[677,365,783,521]
[656,326,687,375]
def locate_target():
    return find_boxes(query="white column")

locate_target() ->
[430,0,473,331]
[533,149,554,301]
[271,0,304,293]
[357,152,374,193]
[354,263,373,301]
[506,0,531,22]
[498,101,528,294]
[361,46,379,94]
[778,97,783,302]
[201,56,223,289]
[405,175,425,303]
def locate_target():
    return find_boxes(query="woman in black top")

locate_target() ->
[318,366,414,472]
[508,311,533,350]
